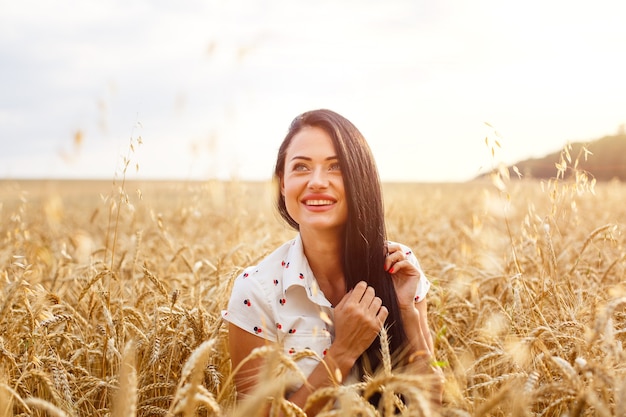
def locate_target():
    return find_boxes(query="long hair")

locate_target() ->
[273,109,407,376]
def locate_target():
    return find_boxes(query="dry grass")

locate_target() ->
[1,170,625,416]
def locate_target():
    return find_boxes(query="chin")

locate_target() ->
[300,221,346,233]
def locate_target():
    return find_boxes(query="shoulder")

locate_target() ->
[240,237,295,281]
[223,238,298,340]
[229,236,301,299]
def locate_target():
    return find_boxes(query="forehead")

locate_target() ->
[286,126,336,157]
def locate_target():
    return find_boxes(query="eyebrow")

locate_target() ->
[290,155,339,161]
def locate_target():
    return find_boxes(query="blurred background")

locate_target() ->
[1,0,625,183]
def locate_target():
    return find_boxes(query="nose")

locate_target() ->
[308,166,329,189]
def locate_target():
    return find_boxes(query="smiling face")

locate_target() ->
[280,125,348,235]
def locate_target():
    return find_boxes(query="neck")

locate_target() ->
[300,228,346,302]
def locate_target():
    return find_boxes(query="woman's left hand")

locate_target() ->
[384,242,421,311]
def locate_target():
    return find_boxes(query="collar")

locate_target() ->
[282,234,332,308]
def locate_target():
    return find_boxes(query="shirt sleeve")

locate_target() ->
[402,244,431,303]
[221,270,277,342]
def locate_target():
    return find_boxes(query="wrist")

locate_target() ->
[399,306,429,350]
[399,303,419,316]
[324,346,357,382]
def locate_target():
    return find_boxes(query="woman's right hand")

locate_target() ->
[327,281,389,374]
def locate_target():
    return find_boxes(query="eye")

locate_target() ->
[293,163,309,172]
[329,162,341,171]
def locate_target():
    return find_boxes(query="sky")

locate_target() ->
[1,0,625,183]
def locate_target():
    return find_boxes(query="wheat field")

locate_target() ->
[1,171,625,416]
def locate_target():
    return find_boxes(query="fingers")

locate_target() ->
[377,305,389,324]
[337,281,387,324]
[352,282,384,313]
[360,284,376,307]
[385,244,408,273]
[335,281,365,308]
[369,294,383,312]
[342,281,374,304]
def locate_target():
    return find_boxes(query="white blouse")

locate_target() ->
[222,234,431,385]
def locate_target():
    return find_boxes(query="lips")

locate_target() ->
[304,199,335,206]
[302,194,336,206]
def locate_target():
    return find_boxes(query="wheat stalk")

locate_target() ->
[112,341,138,417]
[167,339,218,417]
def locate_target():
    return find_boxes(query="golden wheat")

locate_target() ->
[0,171,625,416]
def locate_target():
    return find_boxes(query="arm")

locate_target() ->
[228,281,389,415]
[228,323,354,403]
[228,323,270,397]
[384,243,434,354]
[385,244,443,404]
[400,298,434,356]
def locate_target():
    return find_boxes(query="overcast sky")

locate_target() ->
[1,0,625,182]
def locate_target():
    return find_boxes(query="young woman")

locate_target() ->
[222,109,441,413]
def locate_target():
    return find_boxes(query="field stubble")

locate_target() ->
[1,177,625,416]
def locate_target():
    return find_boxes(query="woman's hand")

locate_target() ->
[384,243,422,311]
[329,281,389,372]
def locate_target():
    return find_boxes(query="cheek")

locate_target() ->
[283,188,301,223]
[282,176,303,199]
[282,181,299,208]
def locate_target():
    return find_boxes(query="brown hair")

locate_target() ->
[274,109,407,375]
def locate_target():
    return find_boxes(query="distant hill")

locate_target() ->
[480,133,626,181]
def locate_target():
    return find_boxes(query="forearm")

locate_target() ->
[400,304,443,406]
[286,346,356,415]
[400,304,434,357]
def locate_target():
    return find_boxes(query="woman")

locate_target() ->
[222,109,441,414]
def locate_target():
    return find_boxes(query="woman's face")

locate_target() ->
[280,125,348,234]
